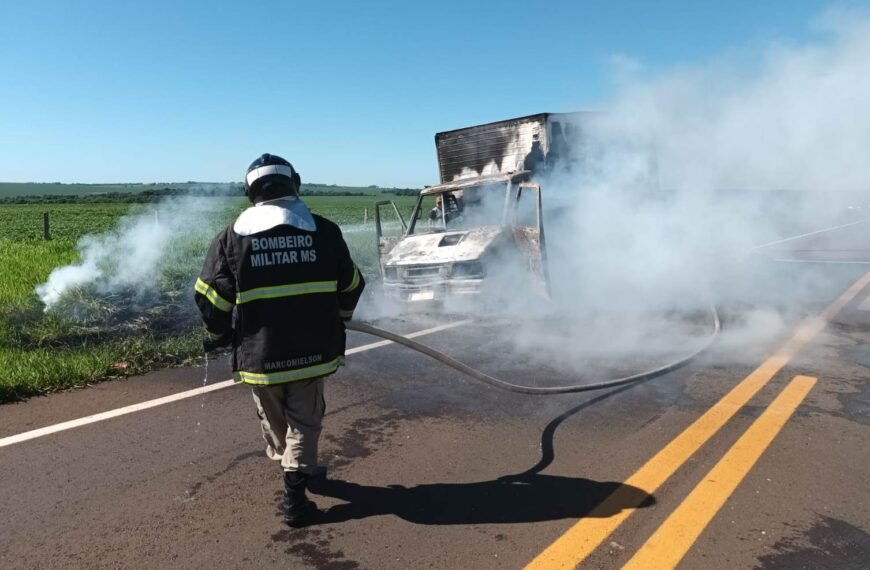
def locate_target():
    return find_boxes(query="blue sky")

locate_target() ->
[0,0,845,187]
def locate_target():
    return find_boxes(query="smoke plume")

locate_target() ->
[493,8,870,373]
[37,195,235,312]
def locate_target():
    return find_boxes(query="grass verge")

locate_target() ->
[0,194,417,403]
[0,333,202,403]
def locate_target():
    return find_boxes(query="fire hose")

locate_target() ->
[345,305,721,395]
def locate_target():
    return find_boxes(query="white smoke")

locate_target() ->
[37,195,235,310]
[563,10,868,284]
[616,10,870,194]
[491,8,870,371]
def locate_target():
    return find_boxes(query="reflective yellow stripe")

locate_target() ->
[237,358,341,385]
[236,281,337,304]
[195,278,234,312]
[339,309,354,319]
[206,329,224,340]
[340,267,361,293]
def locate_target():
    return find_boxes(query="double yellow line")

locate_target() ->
[525,271,870,570]
[623,374,815,568]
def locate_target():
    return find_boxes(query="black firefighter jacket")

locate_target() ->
[194,197,364,385]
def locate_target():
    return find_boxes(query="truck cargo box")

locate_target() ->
[434,112,591,183]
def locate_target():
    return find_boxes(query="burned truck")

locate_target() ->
[375,113,588,307]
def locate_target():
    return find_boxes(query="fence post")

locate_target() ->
[43,212,51,241]
[364,208,368,223]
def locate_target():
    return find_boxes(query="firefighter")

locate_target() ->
[195,153,365,527]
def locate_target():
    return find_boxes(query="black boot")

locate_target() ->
[283,471,319,527]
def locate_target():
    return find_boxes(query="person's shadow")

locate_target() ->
[309,473,652,525]
[307,384,655,526]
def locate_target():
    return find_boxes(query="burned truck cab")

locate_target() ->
[378,172,548,306]
[376,113,586,308]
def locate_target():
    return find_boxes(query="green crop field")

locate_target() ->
[0,182,197,198]
[0,182,417,199]
[0,203,133,241]
[0,193,419,403]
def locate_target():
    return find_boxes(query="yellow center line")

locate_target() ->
[623,375,817,570]
[523,271,870,570]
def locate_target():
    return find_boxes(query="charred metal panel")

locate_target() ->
[435,114,549,183]
[435,112,591,183]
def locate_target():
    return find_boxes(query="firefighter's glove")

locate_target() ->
[202,332,232,354]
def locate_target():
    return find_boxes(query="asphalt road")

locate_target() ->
[1,222,869,569]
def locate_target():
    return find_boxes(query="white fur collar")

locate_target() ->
[233,197,317,235]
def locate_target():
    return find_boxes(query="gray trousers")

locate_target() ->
[251,378,325,473]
